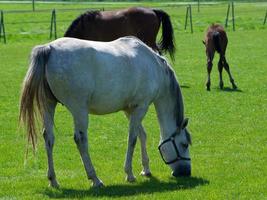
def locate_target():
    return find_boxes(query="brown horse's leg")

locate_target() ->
[146,37,160,55]
[206,53,214,91]
[218,57,224,89]
[222,56,237,89]
[154,44,161,55]
[149,42,160,54]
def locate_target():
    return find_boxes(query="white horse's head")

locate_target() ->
[158,118,191,177]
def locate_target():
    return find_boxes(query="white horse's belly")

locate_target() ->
[88,88,137,114]
[88,101,124,115]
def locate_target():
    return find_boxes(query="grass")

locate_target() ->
[0,1,266,200]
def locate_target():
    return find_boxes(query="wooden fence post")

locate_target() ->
[50,9,57,39]
[225,3,230,28]
[0,10,7,44]
[32,0,35,12]
[225,2,235,31]
[184,6,189,30]
[263,10,267,25]
[53,9,57,39]
[232,1,235,31]
[184,5,193,33]
[189,5,193,33]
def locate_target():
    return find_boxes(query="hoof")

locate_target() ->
[49,180,60,189]
[219,82,224,90]
[140,170,152,177]
[92,180,104,188]
[206,82,211,91]
[126,175,136,183]
[233,84,237,90]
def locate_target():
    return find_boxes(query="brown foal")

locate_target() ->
[203,24,237,91]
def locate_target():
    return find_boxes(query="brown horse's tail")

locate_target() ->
[19,45,53,151]
[212,31,222,54]
[153,9,176,61]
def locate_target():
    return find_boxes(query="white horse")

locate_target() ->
[19,36,192,188]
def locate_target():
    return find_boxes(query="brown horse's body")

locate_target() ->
[64,7,175,60]
[203,24,237,90]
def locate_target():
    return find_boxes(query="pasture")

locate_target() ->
[0,1,266,199]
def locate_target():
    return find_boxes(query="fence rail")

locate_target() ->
[3,7,103,13]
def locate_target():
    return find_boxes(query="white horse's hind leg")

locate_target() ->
[71,109,103,187]
[138,126,152,177]
[124,105,149,182]
[43,100,59,188]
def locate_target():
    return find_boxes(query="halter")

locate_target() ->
[158,126,191,165]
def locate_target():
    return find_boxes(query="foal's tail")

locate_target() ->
[212,31,222,54]
[19,45,53,150]
[153,9,176,61]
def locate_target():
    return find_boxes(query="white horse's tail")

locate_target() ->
[19,45,54,150]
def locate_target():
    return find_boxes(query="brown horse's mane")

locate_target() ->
[64,10,100,37]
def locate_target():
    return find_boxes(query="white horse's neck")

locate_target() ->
[154,70,184,142]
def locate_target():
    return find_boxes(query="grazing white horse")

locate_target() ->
[19,36,191,188]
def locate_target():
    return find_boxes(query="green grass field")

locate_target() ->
[0,1,266,199]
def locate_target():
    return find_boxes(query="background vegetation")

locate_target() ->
[0,1,266,199]
[2,0,267,2]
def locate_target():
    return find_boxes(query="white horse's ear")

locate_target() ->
[182,118,189,129]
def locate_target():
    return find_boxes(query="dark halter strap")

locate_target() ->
[158,128,191,165]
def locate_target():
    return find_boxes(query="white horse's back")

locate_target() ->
[46,37,165,114]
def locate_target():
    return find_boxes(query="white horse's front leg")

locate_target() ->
[124,126,138,182]
[72,110,103,187]
[124,105,148,182]
[138,126,152,177]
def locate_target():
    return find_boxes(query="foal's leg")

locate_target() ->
[222,56,237,89]
[43,100,59,188]
[71,108,103,187]
[206,52,214,91]
[124,105,149,182]
[124,111,151,177]
[218,56,224,89]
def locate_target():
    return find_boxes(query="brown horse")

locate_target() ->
[64,7,175,60]
[203,24,237,91]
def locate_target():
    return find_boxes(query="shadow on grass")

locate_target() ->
[43,176,209,198]
[180,85,190,89]
[217,87,243,92]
